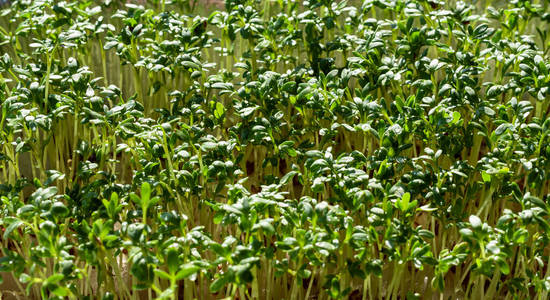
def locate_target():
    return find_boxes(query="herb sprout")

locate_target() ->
[1,0,550,299]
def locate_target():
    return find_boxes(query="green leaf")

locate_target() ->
[130,194,142,207]
[214,102,225,120]
[496,257,510,275]
[201,142,218,151]
[154,269,172,280]
[481,172,491,183]
[141,182,151,205]
[280,171,297,185]
[210,275,229,292]
[175,263,201,280]
[452,111,461,124]
[19,274,31,283]
[45,274,64,285]
[51,286,69,297]
[469,215,482,229]
[166,248,180,274]
[3,219,23,240]
[51,202,69,217]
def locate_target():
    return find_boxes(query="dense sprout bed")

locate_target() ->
[1,0,550,299]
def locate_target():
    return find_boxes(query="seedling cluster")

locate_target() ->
[1,0,550,299]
